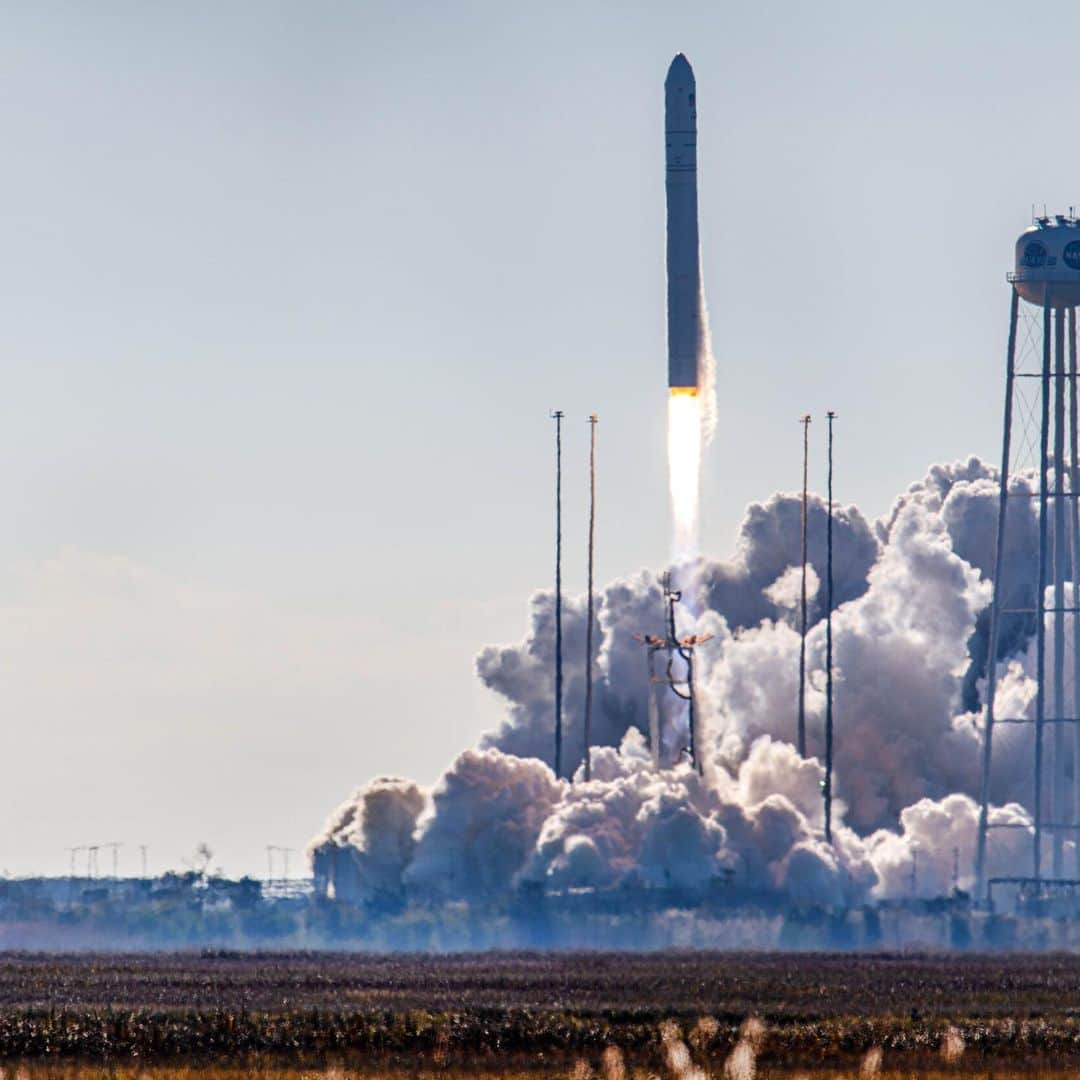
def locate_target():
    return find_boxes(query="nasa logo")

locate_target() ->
[1064,241,1080,270]
[1023,241,1048,268]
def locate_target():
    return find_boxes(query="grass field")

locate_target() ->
[2,1072,1080,1080]
[1,951,1080,1072]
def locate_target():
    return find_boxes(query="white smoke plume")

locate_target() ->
[309,777,426,905]
[403,747,562,900]
[312,457,1052,912]
[698,284,718,448]
[865,793,1032,898]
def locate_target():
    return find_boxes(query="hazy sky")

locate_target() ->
[3,1,1080,878]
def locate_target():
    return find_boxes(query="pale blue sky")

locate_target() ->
[1,1,1077,877]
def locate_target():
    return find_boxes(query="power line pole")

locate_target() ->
[104,842,122,880]
[551,410,564,780]
[66,846,83,879]
[584,414,598,782]
[797,414,811,757]
[824,410,836,844]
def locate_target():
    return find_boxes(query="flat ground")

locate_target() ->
[1,951,1079,1068]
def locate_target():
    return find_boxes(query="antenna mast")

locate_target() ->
[584,414,598,781]
[797,414,811,757]
[824,410,836,843]
[551,410,564,780]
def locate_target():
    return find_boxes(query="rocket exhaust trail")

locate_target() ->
[665,54,713,572]
[668,389,702,560]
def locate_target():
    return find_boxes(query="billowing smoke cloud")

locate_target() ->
[881,457,1039,710]
[522,731,872,909]
[313,457,1052,911]
[701,493,879,631]
[310,777,426,906]
[712,491,991,833]
[403,748,562,900]
[865,793,1033,899]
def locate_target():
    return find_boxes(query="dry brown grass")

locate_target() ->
[1,953,1080,1071]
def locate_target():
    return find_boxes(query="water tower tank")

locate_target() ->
[1012,216,1080,307]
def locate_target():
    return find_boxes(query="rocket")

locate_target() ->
[665,53,703,393]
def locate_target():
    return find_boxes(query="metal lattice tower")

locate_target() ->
[975,214,1080,901]
[634,574,712,774]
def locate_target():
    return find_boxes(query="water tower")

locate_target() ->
[975,214,1080,900]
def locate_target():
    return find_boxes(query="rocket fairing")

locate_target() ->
[665,53,703,393]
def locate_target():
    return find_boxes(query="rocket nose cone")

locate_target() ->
[665,53,694,85]
[665,53,696,134]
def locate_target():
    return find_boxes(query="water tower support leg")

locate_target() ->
[1035,297,1053,881]
[1054,306,1067,878]
[976,287,1019,902]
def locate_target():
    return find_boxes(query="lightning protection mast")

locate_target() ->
[583,414,598,782]
[823,411,836,845]
[797,414,811,757]
[551,410,564,780]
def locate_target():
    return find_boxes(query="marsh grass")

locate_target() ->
[2,954,1080,1072]
[0,1063,1078,1080]
[3,1071,1080,1080]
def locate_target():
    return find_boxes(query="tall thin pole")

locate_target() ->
[824,410,836,844]
[1053,306,1067,878]
[646,648,661,768]
[551,410,564,780]
[797,414,811,757]
[584,414,598,782]
[685,648,700,774]
[1035,297,1052,880]
[975,287,1019,902]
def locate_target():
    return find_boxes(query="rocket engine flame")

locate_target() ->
[668,387,702,561]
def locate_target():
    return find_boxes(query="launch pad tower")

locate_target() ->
[635,575,712,774]
[976,215,1080,900]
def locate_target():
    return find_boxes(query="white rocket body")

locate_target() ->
[665,54,702,392]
